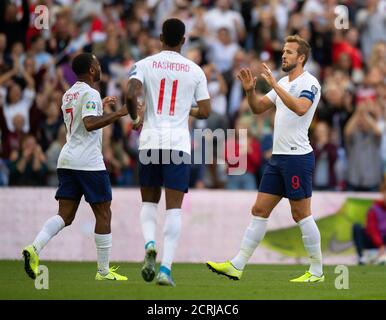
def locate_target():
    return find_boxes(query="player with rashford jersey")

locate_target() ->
[126,18,211,287]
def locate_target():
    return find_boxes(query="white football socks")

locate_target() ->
[161,209,182,271]
[298,215,323,277]
[94,233,112,276]
[140,202,158,249]
[231,216,268,270]
[32,215,65,254]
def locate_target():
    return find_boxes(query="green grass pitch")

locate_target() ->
[1,260,385,300]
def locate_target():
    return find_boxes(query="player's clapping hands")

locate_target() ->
[237,68,257,93]
[102,96,117,111]
[261,63,277,88]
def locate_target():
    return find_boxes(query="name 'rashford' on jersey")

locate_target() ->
[128,50,210,155]
[265,71,321,155]
[57,81,105,171]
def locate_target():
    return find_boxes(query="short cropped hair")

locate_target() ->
[162,18,185,47]
[71,53,94,76]
[285,35,311,66]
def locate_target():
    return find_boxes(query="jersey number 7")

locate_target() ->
[157,78,178,116]
[65,108,74,133]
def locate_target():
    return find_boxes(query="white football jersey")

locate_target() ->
[129,50,210,155]
[266,71,321,155]
[57,81,105,170]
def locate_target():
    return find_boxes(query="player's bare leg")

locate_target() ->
[91,201,127,280]
[289,197,324,282]
[155,188,184,286]
[290,197,311,222]
[91,201,112,234]
[22,199,79,279]
[207,192,282,280]
[140,187,161,282]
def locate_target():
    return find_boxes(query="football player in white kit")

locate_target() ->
[22,53,129,281]
[207,35,325,283]
[126,18,211,286]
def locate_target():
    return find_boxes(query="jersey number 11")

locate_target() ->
[157,78,178,116]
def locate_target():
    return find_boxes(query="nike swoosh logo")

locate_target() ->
[329,233,353,253]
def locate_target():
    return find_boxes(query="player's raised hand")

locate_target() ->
[102,96,117,110]
[261,63,277,88]
[237,68,257,93]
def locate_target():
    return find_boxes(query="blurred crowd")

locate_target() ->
[0,0,385,191]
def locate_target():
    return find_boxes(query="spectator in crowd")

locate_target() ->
[98,36,125,77]
[0,0,30,52]
[0,158,9,186]
[0,58,36,134]
[9,134,47,186]
[189,116,206,189]
[224,49,248,120]
[225,117,262,190]
[250,6,281,65]
[312,121,337,190]
[103,124,134,186]
[0,0,384,190]
[203,63,228,128]
[258,109,274,184]
[377,82,386,176]
[344,103,383,191]
[200,63,228,189]
[317,70,354,147]
[37,101,62,152]
[352,181,386,265]
[251,0,289,42]
[204,0,246,43]
[21,35,54,74]
[368,41,386,77]
[332,28,363,83]
[45,124,66,187]
[0,33,7,70]
[1,113,27,159]
[356,0,386,63]
[206,27,239,74]
[48,8,73,58]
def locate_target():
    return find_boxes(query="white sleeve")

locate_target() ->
[81,91,102,118]
[194,69,210,101]
[128,61,145,83]
[265,89,277,103]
